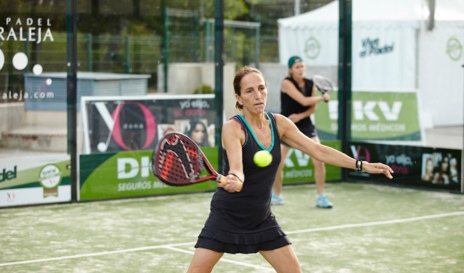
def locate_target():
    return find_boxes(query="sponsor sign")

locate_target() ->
[79,148,219,200]
[79,94,218,200]
[315,91,422,142]
[81,95,216,154]
[348,141,462,191]
[282,141,342,184]
[80,141,343,200]
[0,155,71,207]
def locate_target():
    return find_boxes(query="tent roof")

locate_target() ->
[278,0,464,27]
[435,0,464,20]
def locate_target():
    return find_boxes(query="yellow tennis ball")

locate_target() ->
[253,150,272,167]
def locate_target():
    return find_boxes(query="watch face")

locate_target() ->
[39,165,62,188]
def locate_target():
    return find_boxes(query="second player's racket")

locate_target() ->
[313,74,335,99]
[151,132,242,191]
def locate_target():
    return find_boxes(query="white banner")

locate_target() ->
[418,22,464,126]
[0,154,71,208]
[352,25,417,90]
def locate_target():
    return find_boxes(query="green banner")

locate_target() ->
[315,91,422,141]
[282,141,341,184]
[80,142,342,200]
[79,148,219,200]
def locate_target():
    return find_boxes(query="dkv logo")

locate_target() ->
[117,157,150,179]
[284,149,311,167]
[328,101,402,121]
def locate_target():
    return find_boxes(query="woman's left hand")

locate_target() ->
[362,162,394,179]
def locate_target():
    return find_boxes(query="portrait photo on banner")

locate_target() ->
[421,152,460,185]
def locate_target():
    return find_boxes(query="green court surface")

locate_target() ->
[1,182,463,273]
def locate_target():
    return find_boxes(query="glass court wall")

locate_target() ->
[0,0,462,207]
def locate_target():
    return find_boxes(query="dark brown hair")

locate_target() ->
[233,66,266,110]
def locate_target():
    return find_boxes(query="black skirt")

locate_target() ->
[195,235,291,254]
[194,209,292,254]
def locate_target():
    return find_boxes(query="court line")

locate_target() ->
[1,211,463,268]
[286,211,464,235]
[0,242,195,267]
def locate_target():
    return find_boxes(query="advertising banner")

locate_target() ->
[79,148,219,200]
[81,94,216,154]
[315,91,422,142]
[0,154,71,207]
[79,94,343,200]
[80,141,343,201]
[79,94,218,200]
[347,141,462,191]
[282,141,342,184]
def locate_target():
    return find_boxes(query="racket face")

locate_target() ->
[151,133,204,186]
[313,75,334,94]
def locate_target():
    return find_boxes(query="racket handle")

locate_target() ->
[217,175,226,184]
[217,174,243,192]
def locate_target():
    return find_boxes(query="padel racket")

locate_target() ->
[313,74,335,97]
[151,132,242,191]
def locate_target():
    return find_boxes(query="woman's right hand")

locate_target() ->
[219,174,243,193]
[322,93,330,102]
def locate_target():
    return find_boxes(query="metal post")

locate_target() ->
[86,33,92,71]
[66,0,78,202]
[461,62,464,193]
[193,11,198,62]
[230,27,235,61]
[338,0,352,180]
[162,6,168,93]
[214,0,224,173]
[204,20,209,62]
[124,36,130,73]
[24,32,29,72]
[206,20,214,62]
[255,16,261,69]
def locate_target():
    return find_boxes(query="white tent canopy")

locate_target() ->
[279,0,423,25]
[278,0,464,127]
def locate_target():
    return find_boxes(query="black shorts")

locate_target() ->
[281,123,317,147]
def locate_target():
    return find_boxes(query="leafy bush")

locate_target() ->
[193,84,214,94]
